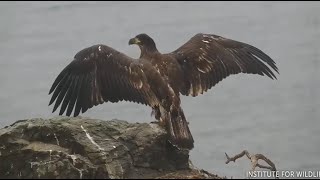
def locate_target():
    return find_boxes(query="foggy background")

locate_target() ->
[0,1,319,178]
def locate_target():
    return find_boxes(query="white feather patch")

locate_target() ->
[136,80,143,89]
[189,83,194,96]
[197,67,206,73]
[210,35,219,40]
[202,40,210,43]
[202,34,209,38]
[197,75,203,94]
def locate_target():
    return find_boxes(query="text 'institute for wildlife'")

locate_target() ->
[48,33,279,150]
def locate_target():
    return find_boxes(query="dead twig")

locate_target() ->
[225,150,278,179]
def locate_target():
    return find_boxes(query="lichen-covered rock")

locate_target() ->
[0,117,223,179]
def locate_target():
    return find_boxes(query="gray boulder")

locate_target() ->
[0,117,223,179]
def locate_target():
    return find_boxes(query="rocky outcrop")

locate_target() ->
[0,117,223,179]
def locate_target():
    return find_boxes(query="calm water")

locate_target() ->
[0,1,319,178]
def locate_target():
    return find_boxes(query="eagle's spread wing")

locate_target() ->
[168,33,279,97]
[49,45,165,117]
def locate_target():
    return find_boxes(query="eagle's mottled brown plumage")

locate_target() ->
[49,33,279,150]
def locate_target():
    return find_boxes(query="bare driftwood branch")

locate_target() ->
[225,150,278,179]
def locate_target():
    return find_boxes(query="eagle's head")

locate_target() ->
[129,33,158,54]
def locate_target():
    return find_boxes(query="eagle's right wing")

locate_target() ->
[168,33,279,97]
[49,45,167,117]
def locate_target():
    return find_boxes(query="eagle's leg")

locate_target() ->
[150,106,167,127]
[150,106,163,125]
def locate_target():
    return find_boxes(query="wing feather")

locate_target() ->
[74,74,87,116]
[53,75,73,113]
[59,75,79,116]
[168,33,279,96]
[67,75,82,116]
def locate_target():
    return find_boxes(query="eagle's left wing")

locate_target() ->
[48,44,170,117]
[167,33,279,97]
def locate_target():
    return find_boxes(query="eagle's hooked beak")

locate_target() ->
[129,37,141,45]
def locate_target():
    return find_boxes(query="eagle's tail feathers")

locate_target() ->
[166,107,194,150]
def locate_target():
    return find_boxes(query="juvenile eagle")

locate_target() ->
[48,33,279,150]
